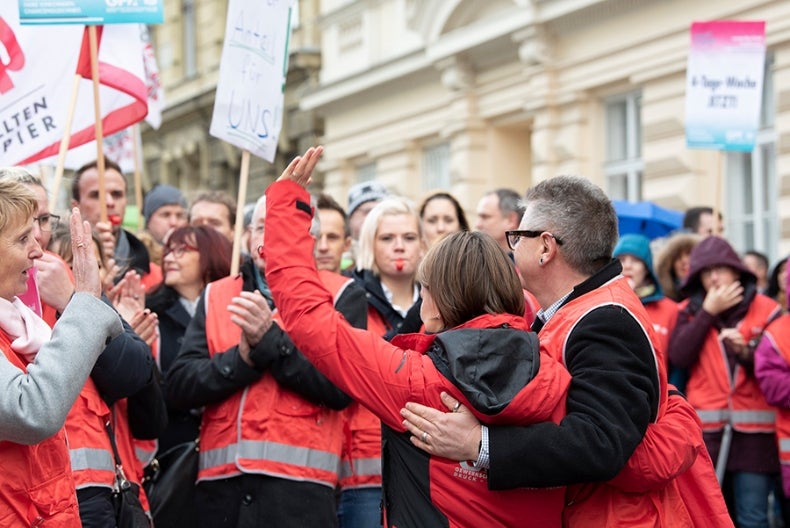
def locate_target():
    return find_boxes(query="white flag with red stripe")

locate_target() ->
[0,10,147,167]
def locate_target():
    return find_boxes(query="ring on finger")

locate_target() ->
[452,401,461,413]
[293,172,301,178]
[421,431,428,443]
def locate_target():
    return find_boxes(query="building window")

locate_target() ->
[183,0,197,78]
[726,54,776,259]
[355,162,376,183]
[604,92,642,201]
[422,142,451,191]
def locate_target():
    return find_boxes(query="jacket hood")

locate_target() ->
[613,234,663,303]
[680,236,755,297]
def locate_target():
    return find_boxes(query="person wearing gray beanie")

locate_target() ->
[143,184,188,244]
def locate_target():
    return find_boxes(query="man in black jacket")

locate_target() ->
[167,195,366,528]
[400,176,663,520]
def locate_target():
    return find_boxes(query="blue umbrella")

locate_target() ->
[612,200,683,240]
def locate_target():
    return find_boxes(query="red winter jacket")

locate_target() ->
[264,180,571,528]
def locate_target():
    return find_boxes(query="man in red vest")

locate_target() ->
[167,195,366,527]
[401,176,730,526]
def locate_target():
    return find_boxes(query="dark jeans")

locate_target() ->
[338,487,382,528]
[196,474,337,528]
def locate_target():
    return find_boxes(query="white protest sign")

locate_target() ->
[685,21,766,151]
[210,0,292,162]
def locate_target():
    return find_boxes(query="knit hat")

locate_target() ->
[613,234,664,303]
[679,236,755,297]
[143,185,187,226]
[347,181,389,217]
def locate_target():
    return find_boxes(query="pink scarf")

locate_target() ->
[0,296,52,362]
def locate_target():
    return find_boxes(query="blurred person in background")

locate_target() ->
[669,236,782,527]
[189,191,236,243]
[683,206,724,237]
[315,193,352,274]
[71,158,161,291]
[140,184,189,266]
[613,234,681,386]
[743,250,770,294]
[655,232,701,302]
[755,260,790,525]
[475,188,524,255]
[418,191,469,248]
[767,257,789,314]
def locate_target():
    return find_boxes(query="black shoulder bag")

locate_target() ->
[105,421,151,528]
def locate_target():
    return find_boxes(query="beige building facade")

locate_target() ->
[145,0,790,261]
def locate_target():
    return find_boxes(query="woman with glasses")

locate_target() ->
[262,147,573,527]
[146,225,232,452]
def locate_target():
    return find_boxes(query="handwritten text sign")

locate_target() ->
[210,0,292,162]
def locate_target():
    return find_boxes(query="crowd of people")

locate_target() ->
[0,149,789,527]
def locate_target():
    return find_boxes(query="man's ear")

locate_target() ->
[343,236,352,252]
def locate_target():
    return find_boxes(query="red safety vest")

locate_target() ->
[338,306,387,490]
[764,316,790,470]
[538,276,677,527]
[683,294,780,433]
[198,271,347,487]
[0,332,82,527]
[645,297,679,366]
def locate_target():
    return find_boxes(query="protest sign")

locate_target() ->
[685,21,766,151]
[18,0,163,25]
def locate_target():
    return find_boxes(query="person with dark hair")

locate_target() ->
[755,262,790,523]
[71,158,161,291]
[264,147,572,527]
[743,250,770,294]
[670,236,782,526]
[401,176,730,526]
[147,226,232,453]
[315,193,351,274]
[418,191,469,248]
[767,257,789,313]
[474,188,524,253]
[189,191,237,242]
[683,206,724,236]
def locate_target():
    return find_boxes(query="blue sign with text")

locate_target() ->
[19,0,163,25]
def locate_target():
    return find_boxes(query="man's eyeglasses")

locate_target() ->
[505,229,564,251]
[33,214,60,232]
[163,243,199,258]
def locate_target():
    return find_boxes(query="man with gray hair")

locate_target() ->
[401,175,729,526]
[474,188,525,254]
[167,194,366,527]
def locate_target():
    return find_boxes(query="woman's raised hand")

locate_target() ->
[70,208,101,298]
[276,146,324,188]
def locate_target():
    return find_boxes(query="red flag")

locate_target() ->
[18,24,147,165]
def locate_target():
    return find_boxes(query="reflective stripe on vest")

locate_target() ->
[339,456,382,480]
[696,409,776,428]
[69,447,114,473]
[200,440,341,474]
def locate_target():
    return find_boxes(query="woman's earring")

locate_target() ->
[539,257,544,266]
